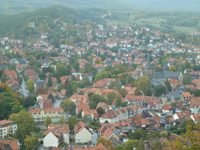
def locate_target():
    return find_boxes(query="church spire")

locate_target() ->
[145,54,152,70]
[163,59,169,71]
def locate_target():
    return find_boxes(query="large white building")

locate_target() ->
[0,120,17,139]
[29,107,65,123]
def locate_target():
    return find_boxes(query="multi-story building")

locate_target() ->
[29,107,65,123]
[0,120,17,139]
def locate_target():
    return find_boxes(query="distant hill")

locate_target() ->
[117,0,200,12]
[0,0,138,14]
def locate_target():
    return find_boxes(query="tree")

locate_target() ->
[107,92,116,105]
[97,107,105,117]
[167,124,200,150]
[115,145,124,150]
[136,139,144,150]
[119,88,128,98]
[125,139,138,150]
[154,85,166,97]
[194,89,200,97]
[45,116,52,127]
[24,136,38,150]
[160,131,168,138]
[151,140,162,150]
[9,110,34,143]
[182,76,192,85]
[169,65,176,71]
[97,137,114,150]
[67,116,79,130]
[165,78,172,92]
[129,129,147,140]
[60,99,76,115]
[135,76,152,96]
[180,119,194,133]
[56,62,71,76]
[47,75,52,87]
[59,116,66,125]
[108,81,121,91]
[70,80,79,94]
[26,79,34,93]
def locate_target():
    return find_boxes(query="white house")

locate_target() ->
[43,124,69,148]
[99,110,118,124]
[74,121,92,144]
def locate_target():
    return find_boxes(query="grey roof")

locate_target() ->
[145,54,152,70]
[164,92,182,101]
[151,78,164,86]
[154,71,180,80]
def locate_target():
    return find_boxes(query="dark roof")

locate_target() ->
[145,54,152,70]
[154,71,180,79]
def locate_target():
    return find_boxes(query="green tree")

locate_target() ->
[59,116,66,125]
[151,140,162,150]
[160,131,168,138]
[70,80,79,94]
[135,76,152,96]
[9,110,34,143]
[125,139,138,150]
[26,79,34,93]
[180,119,194,133]
[60,99,76,115]
[119,88,128,98]
[45,116,52,127]
[136,139,144,150]
[67,116,79,130]
[194,89,200,97]
[129,129,147,140]
[107,92,116,105]
[108,81,121,91]
[56,62,71,76]
[115,145,124,150]
[97,137,114,150]
[47,75,52,87]
[8,63,16,70]
[165,78,172,92]
[182,76,192,85]
[24,136,38,150]
[154,84,166,97]
[97,107,105,117]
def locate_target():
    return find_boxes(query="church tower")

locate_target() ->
[143,54,153,78]
[163,59,169,71]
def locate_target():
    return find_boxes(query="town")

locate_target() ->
[0,6,200,150]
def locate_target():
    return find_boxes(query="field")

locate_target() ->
[106,15,199,33]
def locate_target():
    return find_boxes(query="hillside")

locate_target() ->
[117,0,200,12]
[0,0,137,14]
[0,6,106,42]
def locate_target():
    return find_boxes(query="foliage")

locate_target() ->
[160,131,168,138]
[180,119,195,133]
[150,140,162,150]
[56,62,71,76]
[0,84,24,119]
[119,88,128,98]
[26,79,34,93]
[70,80,79,94]
[108,81,121,91]
[167,124,200,150]
[96,137,114,150]
[24,136,38,150]
[9,110,34,143]
[194,89,200,97]
[97,107,105,117]
[134,76,152,96]
[107,92,116,105]
[136,139,144,150]
[182,76,192,85]
[154,84,166,97]
[128,129,148,140]
[115,145,124,150]
[89,94,106,109]
[59,116,66,125]
[47,75,53,87]
[169,65,176,71]
[165,78,172,92]
[67,116,79,130]
[60,99,76,115]
[45,116,52,127]
[125,139,138,150]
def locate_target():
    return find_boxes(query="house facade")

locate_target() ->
[0,120,17,139]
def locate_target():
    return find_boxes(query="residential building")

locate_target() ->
[0,120,17,139]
